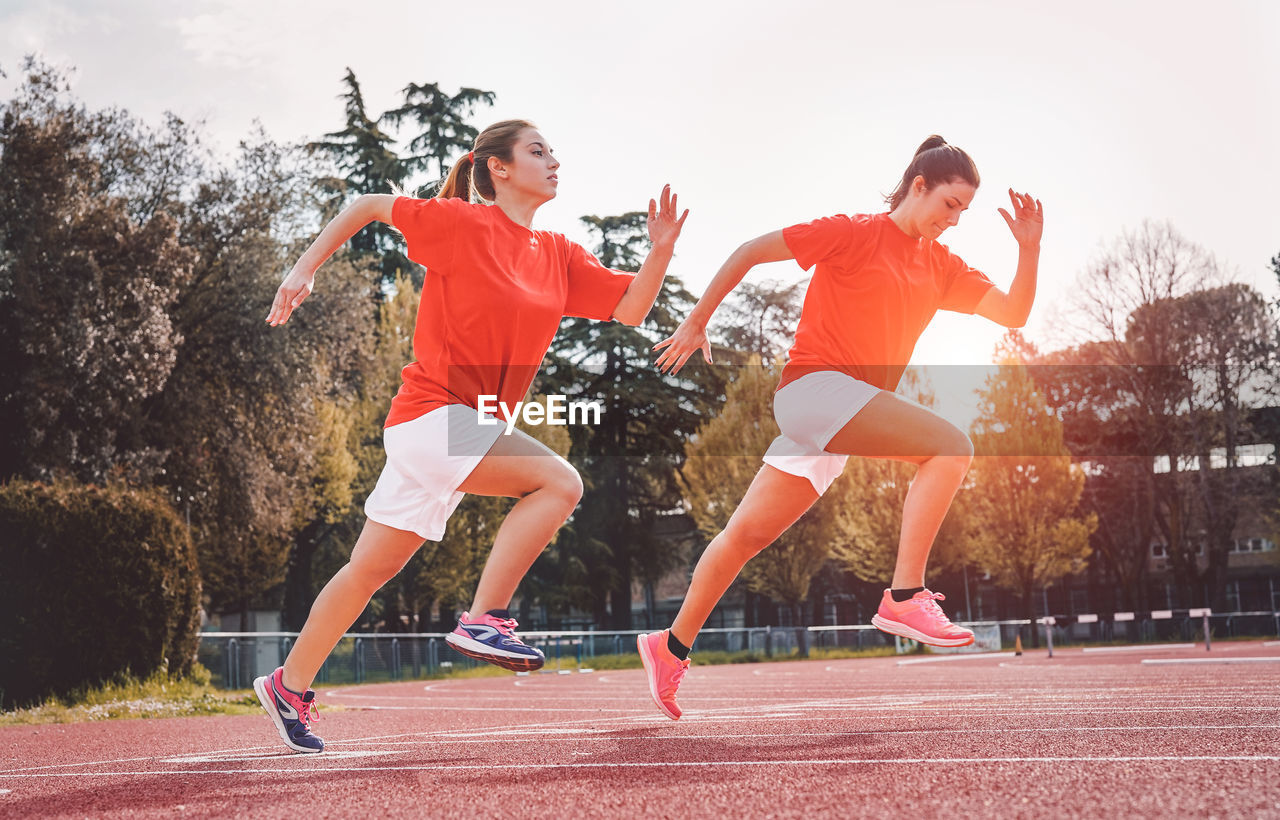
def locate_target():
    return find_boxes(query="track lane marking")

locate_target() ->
[1141,657,1280,665]
[4,755,1280,779]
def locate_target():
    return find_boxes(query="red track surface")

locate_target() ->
[3,640,1279,818]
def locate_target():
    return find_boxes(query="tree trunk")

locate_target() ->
[1023,584,1039,649]
[792,602,808,657]
[282,521,328,631]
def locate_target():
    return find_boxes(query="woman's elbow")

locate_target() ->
[612,306,645,326]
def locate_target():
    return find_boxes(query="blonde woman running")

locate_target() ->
[256,120,688,751]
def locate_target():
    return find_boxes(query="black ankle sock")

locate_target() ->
[485,609,511,620]
[891,587,926,603]
[666,632,691,661]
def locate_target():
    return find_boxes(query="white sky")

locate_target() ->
[4,0,1278,423]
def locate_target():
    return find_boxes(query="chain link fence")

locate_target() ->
[199,609,1280,690]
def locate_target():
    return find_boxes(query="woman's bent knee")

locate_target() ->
[544,462,584,510]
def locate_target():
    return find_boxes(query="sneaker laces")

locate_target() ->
[669,659,689,688]
[912,591,952,624]
[299,694,321,727]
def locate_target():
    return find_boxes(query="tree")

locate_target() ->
[964,339,1096,643]
[0,59,193,483]
[306,68,408,284]
[381,82,495,191]
[714,278,807,367]
[1154,284,1278,608]
[827,370,973,594]
[543,212,725,629]
[681,358,860,655]
[1052,226,1278,609]
[154,133,378,626]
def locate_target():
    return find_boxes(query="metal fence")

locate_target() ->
[199,609,1280,690]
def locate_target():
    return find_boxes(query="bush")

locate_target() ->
[0,480,202,708]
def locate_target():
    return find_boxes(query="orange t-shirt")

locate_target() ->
[779,212,995,392]
[385,196,635,427]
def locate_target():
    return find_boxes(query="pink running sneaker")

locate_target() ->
[871,589,975,647]
[637,630,690,720]
[253,667,324,753]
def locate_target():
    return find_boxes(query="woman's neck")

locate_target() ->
[494,192,541,229]
[887,203,922,240]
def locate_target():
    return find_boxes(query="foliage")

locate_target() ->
[1049,225,1280,609]
[0,664,258,726]
[713,277,807,366]
[681,358,859,653]
[153,135,378,624]
[309,69,495,286]
[0,59,193,483]
[541,212,726,628]
[963,339,1096,624]
[381,82,495,188]
[0,480,201,709]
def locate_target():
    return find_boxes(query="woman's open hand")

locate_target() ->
[266,265,315,327]
[998,189,1043,247]
[646,184,689,249]
[653,316,712,374]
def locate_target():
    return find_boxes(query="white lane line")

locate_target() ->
[1082,644,1196,653]
[897,653,1014,665]
[339,705,647,712]
[1264,641,1280,647]
[349,723,1280,744]
[3,687,1272,777]
[1141,657,1280,665]
[3,755,1279,778]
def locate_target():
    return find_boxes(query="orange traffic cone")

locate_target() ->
[1014,633,1023,656]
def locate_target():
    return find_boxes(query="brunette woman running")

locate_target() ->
[640,135,1041,719]
[256,119,688,750]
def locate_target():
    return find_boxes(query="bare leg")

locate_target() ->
[283,519,424,692]
[824,391,973,589]
[669,465,819,647]
[455,430,582,615]
[282,429,579,692]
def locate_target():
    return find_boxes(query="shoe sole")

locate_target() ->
[252,675,324,754]
[871,614,976,647]
[636,634,681,721]
[445,634,545,672]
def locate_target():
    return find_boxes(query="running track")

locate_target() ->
[2,641,1278,818]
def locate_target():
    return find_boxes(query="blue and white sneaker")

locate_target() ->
[445,611,545,671]
[253,667,324,753]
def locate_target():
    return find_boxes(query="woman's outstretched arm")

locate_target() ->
[266,193,397,327]
[611,184,690,326]
[975,189,1043,328]
[653,230,792,374]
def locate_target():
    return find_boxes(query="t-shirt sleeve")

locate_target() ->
[937,248,996,314]
[562,240,636,320]
[782,214,857,271]
[391,196,460,274]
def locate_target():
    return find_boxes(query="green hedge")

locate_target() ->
[0,480,202,709]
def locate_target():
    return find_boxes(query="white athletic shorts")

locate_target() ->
[762,370,882,496]
[364,404,504,541]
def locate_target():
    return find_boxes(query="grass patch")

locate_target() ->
[0,665,259,726]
